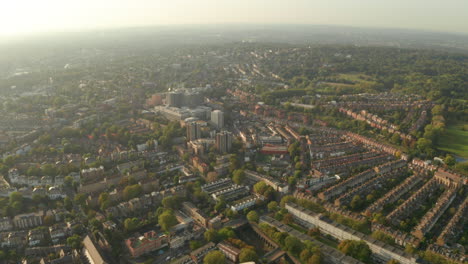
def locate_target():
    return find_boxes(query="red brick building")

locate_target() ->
[125,231,169,257]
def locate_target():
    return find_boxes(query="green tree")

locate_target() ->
[386,260,399,264]
[218,227,236,240]
[232,169,245,184]
[350,195,363,210]
[404,244,417,254]
[253,181,268,195]
[123,184,142,201]
[64,176,74,188]
[9,192,23,205]
[284,236,303,256]
[41,164,58,176]
[204,229,219,242]
[74,193,87,207]
[280,195,296,207]
[371,231,395,245]
[66,235,82,249]
[98,192,109,210]
[300,249,312,263]
[307,253,323,264]
[26,166,42,176]
[416,138,433,153]
[158,210,178,231]
[203,250,226,264]
[444,155,456,166]
[189,240,202,250]
[124,218,140,233]
[390,133,401,145]
[214,199,226,212]
[246,211,259,223]
[267,201,279,212]
[162,196,180,209]
[64,197,73,211]
[239,248,258,263]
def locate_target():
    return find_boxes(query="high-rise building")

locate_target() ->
[216,131,232,153]
[166,92,183,107]
[211,110,224,129]
[183,92,203,107]
[186,122,201,141]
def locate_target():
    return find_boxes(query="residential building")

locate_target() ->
[190,242,216,264]
[0,217,13,231]
[167,92,184,107]
[211,110,224,129]
[215,131,232,153]
[125,231,169,257]
[217,241,241,262]
[182,202,209,227]
[285,203,419,264]
[186,122,201,141]
[13,211,43,229]
[82,235,108,264]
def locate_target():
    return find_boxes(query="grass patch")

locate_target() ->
[316,236,339,248]
[288,223,307,233]
[437,123,468,159]
[338,73,377,85]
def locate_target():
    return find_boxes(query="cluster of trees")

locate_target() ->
[204,227,236,243]
[231,169,245,185]
[253,181,275,200]
[338,240,372,263]
[246,210,259,223]
[122,184,143,201]
[412,105,447,158]
[203,251,226,264]
[279,195,325,214]
[329,213,371,234]
[259,223,323,263]
[371,231,396,246]
[158,209,178,231]
[0,192,29,217]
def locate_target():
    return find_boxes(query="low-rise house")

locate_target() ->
[102,220,117,230]
[49,223,69,243]
[54,175,65,186]
[0,217,13,231]
[230,195,259,212]
[3,231,28,247]
[41,176,54,185]
[29,228,47,246]
[48,186,66,200]
[68,172,80,182]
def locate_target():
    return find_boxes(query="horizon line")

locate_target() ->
[1,23,468,40]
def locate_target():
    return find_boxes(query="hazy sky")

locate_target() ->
[1,0,467,36]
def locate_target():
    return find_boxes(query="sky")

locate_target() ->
[1,0,467,36]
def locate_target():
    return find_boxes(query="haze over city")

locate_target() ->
[1,0,468,36]
[0,1,466,264]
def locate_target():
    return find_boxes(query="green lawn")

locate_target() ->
[437,123,468,159]
[338,73,377,85]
